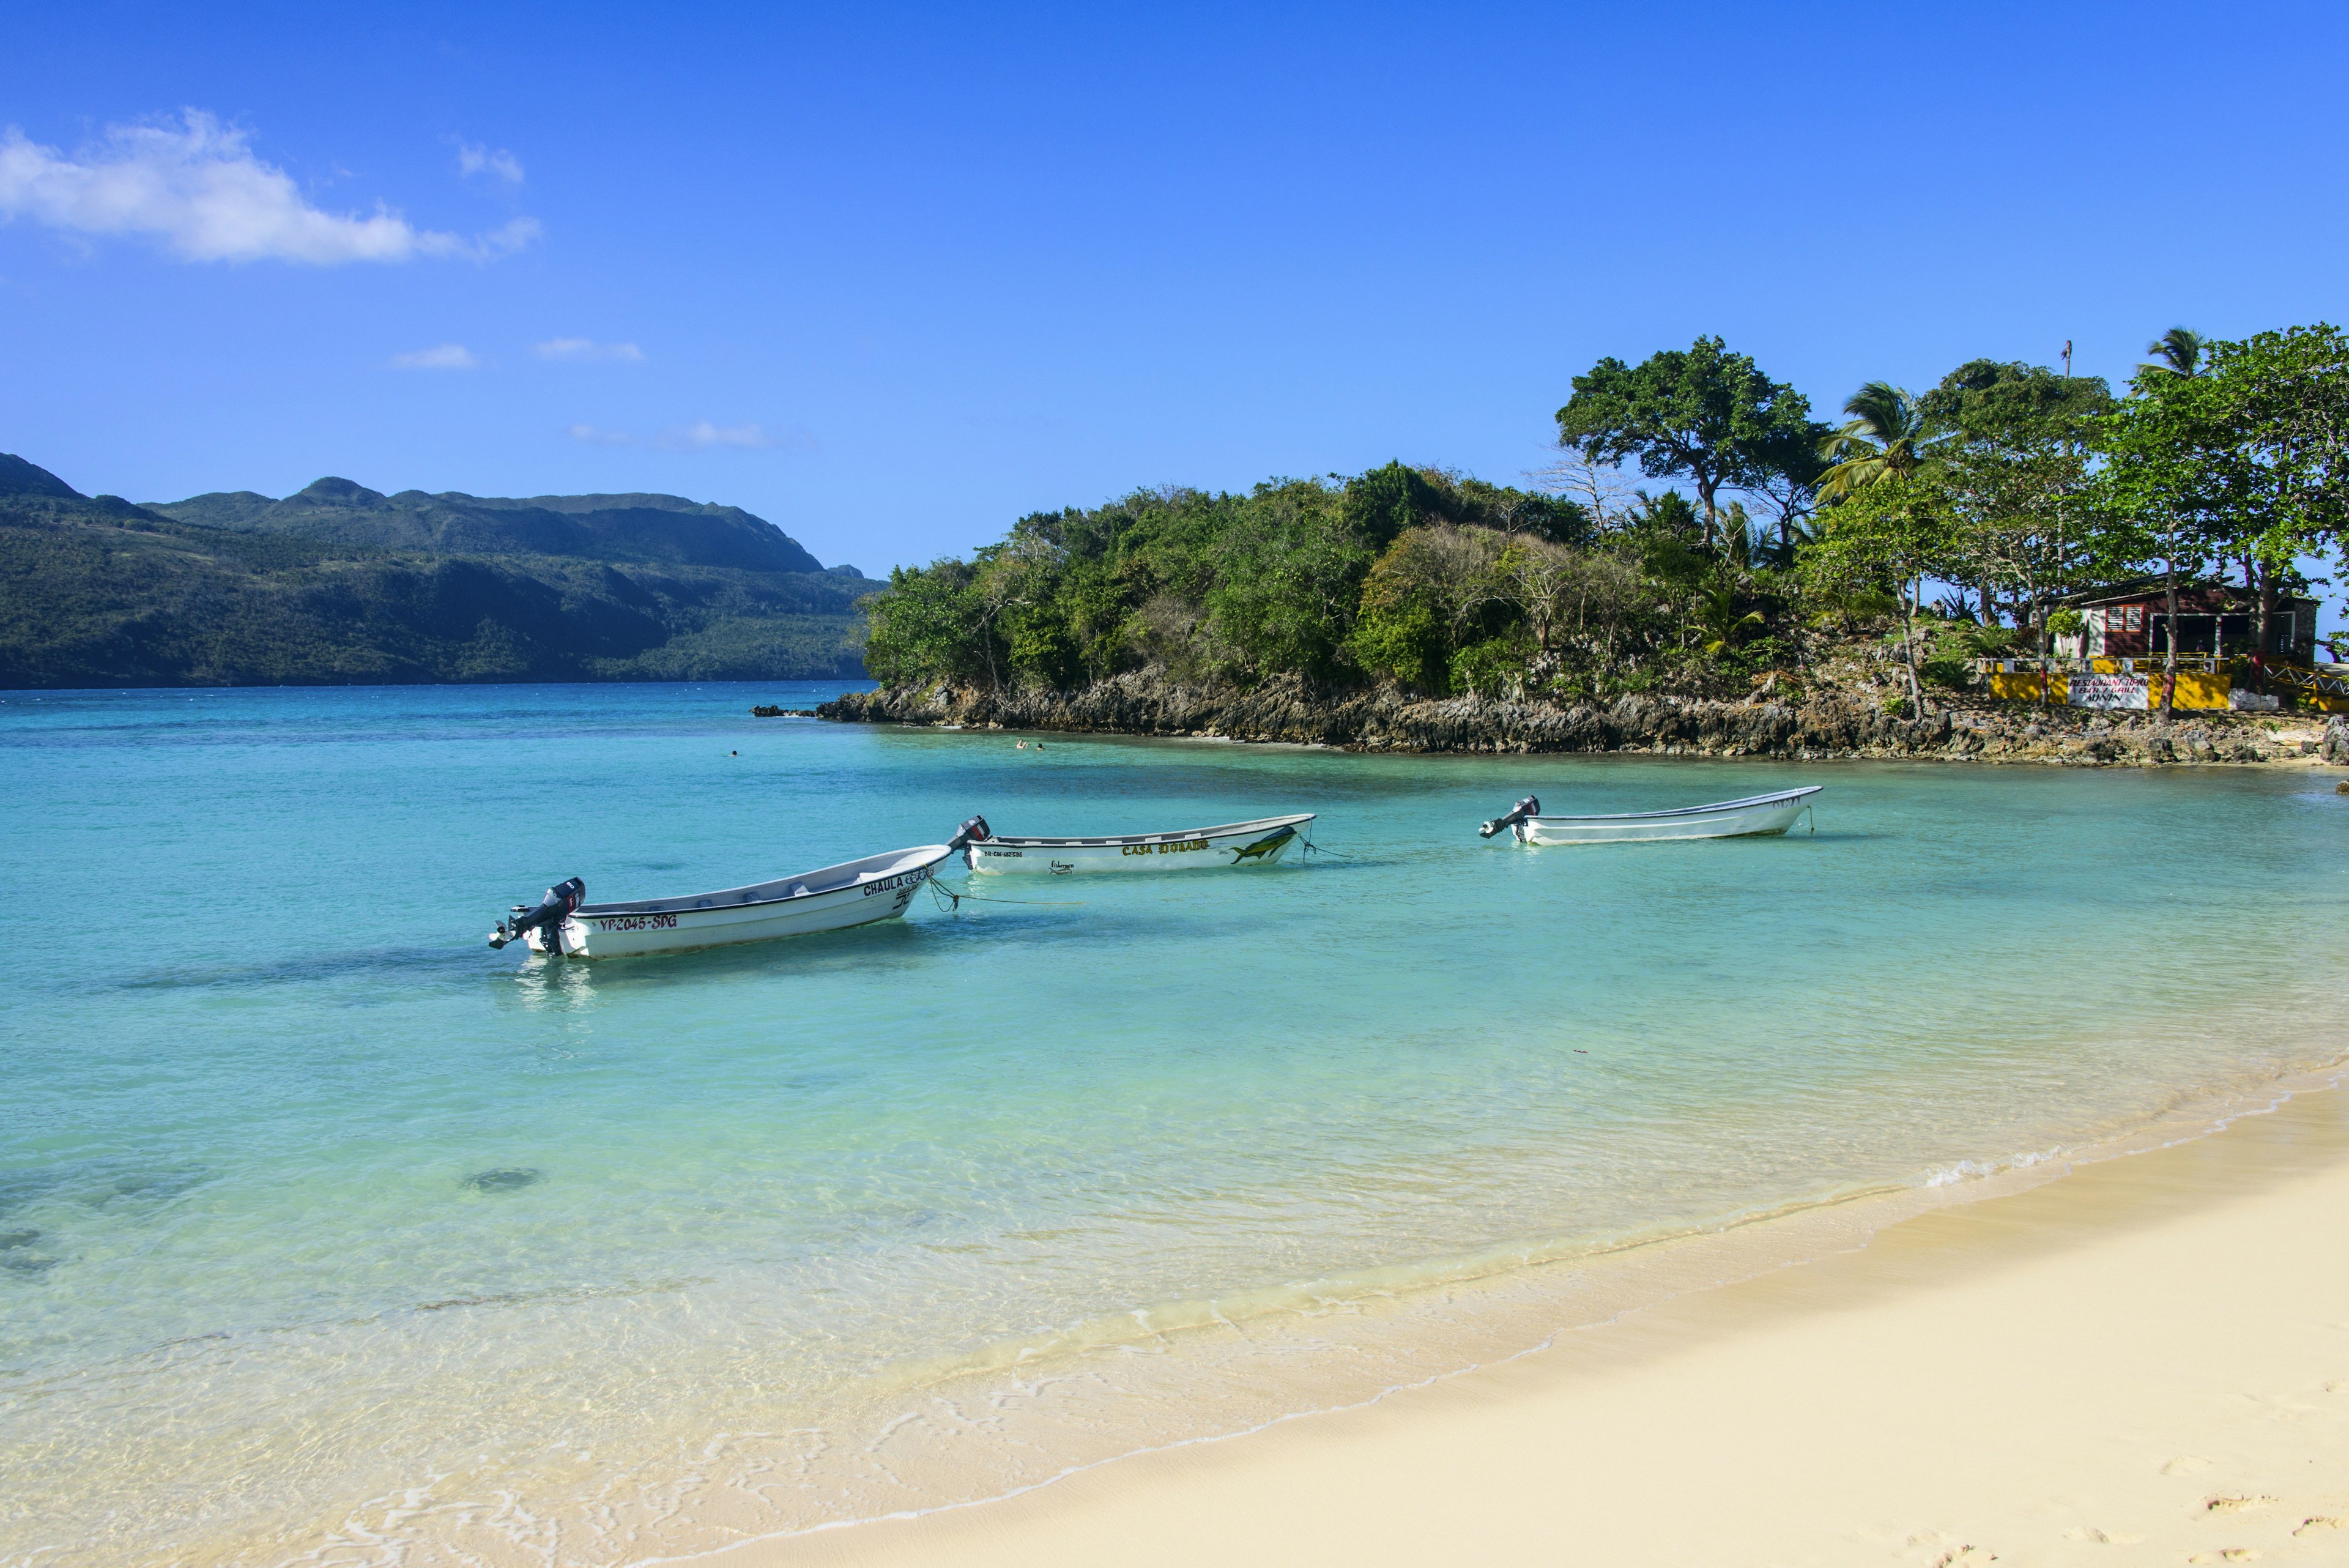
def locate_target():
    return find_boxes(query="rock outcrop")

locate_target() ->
[819,673,2337,766]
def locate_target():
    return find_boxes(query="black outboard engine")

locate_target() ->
[489,877,585,951]
[946,814,992,868]
[1479,795,1540,839]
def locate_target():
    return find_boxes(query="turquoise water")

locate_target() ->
[3,683,2345,1566]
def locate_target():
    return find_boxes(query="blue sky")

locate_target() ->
[4,1,2345,578]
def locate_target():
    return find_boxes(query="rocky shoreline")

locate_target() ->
[818,674,2349,768]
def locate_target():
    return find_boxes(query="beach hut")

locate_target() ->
[2049,578,2319,663]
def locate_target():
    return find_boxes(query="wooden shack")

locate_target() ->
[2050,578,2319,663]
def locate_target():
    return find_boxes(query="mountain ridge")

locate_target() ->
[0,455,877,688]
[144,475,832,575]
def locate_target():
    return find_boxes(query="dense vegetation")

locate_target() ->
[0,466,872,688]
[863,327,2349,715]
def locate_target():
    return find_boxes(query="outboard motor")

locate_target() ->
[946,814,992,869]
[489,877,585,951]
[1479,795,1540,840]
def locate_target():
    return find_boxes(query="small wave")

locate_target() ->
[1920,1146,2065,1187]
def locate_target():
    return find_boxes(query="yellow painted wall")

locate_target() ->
[1985,669,2234,708]
[2161,671,2233,709]
[1989,671,2065,702]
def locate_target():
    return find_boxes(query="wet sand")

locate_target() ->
[722,1080,2349,1568]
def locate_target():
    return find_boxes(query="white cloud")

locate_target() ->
[456,141,524,184]
[566,420,814,452]
[0,111,540,264]
[670,420,784,450]
[535,337,644,363]
[392,343,478,370]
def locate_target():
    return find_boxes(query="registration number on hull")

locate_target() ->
[595,913,678,933]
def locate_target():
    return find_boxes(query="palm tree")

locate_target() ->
[1715,499,1755,567]
[2141,326,2206,378]
[1814,382,1948,502]
[2136,325,2207,719]
[1813,384,1951,715]
[1689,579,1764,657]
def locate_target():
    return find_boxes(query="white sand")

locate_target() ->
[727,1086,2349,1567]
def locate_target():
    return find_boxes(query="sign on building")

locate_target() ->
[2068,673,2149,710]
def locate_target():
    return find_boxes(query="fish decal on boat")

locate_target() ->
[1228,825,1297,863]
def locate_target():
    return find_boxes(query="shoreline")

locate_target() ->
[708,1067,2349,1568]
[820,676,2349,768]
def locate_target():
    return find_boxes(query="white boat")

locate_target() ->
[488,844,954,959]
[956,812,1315,875]
[1480,787,1820,845]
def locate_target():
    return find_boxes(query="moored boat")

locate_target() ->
[488,844,955,959]
[956,812,1315,874]
[1480,787,1820,845]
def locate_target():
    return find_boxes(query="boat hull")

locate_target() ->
[1515,789,1818,845]
[967,814,1313,875]
[524,846,949,959]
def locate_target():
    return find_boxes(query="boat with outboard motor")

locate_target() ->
[488,843,957,959]
[954,812,1315,875]
[1479,787,1820,845]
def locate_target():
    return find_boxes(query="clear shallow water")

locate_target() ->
[2,683,2345,1566]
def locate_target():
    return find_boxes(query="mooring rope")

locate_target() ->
[927,879,1085,911]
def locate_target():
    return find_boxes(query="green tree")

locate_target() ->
[1922,360,2112,625]
[1455,477,1595,545]
[1348,525,1510,692]
[1799,474,1949,713]
[2195,325,2349,657]
[1555,337,1817,551]
[1746,420,1831,563]
[1349,549,1451,691]
[1204,481,1371,680]
[1941,439,2096,690]
[1923,360,2113,448]
[2091,366,2228,715]
[861,558,995,686]
[2099,326,2349,678]
[1341,462,1451,551]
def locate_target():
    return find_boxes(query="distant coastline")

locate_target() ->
[0,453,875,688]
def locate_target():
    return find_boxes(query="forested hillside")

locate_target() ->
[0,459,872,688]
[861,325,2349,717]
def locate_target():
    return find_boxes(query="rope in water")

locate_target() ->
[927,879,1085,911]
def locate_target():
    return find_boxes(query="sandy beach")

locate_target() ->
[730,1082,2349,1568]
